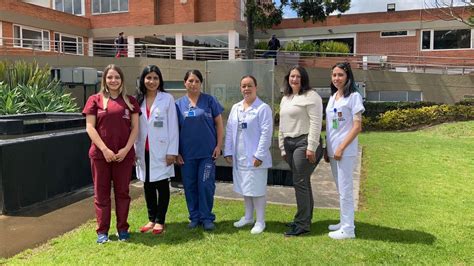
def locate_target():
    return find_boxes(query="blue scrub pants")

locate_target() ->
[181,157,216,223]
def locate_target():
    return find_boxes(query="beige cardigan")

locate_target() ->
[278,89,323,156]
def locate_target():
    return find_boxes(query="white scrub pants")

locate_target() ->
[330,156,356,234]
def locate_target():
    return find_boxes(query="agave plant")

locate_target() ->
[0,82,27,114]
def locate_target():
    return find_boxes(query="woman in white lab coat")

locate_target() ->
[224,75,273,234]
[135,65,179,235]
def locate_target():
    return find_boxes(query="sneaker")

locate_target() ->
[188,220,201,229]
[97,233,109,244]
[250,222,265,234]
[233,217,254,228]
[328,223,341,231]
[117,231,130,241]
[203,221,215,231]
[328,229,355,240]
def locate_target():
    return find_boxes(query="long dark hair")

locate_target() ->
[330,62,357,98]
[137,65,165,105]
[184,69,203,83]
[283,65,311,96]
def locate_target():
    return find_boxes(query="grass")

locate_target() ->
[2,121,474,265]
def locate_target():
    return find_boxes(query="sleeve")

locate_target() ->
[167,95,179,156]
[210,95,224,118]
[351,92,365,116]
[254,104,273,161]
[128,96,142,115]
[223,105,236,157]
[82,94,98,116]
[278,98,286,156]
[306,92,323,152]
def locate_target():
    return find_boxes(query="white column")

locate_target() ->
[88,37,93,57]
[176,33,183,60]
[127,35,135,58]
[228,30,239,60]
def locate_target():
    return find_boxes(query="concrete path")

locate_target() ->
[0,149,361,259]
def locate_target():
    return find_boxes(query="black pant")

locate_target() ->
[144,151,170,224]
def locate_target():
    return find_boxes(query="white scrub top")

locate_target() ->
[325,92,365,157]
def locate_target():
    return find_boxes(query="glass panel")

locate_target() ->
[422,31,431,50]
[22,29,42,50]
[101,0,110,13]
[183,35,228,61]
[14,25,21,46]
[381,31,407,37]
[78,37,83,54]
[205,60,284,169]
[366,91,380,101]
[55,0,63,11]
[55,33,61,52]
[407,91,422,102]
[433,29,471,50]
[111,0,119,12]
[379,91,407,101]
[119,0,128,11]
[43,31,50,51]
[64,0,73,14]
[73,0,82,14]
[92,0,100,13]
[62,36,78,54]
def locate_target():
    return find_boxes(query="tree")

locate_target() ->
[424,0,474,27]
[244,0,351,59]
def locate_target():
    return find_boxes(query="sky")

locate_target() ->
[278,0,466,18]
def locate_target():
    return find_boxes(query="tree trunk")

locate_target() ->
[246,0,255,59]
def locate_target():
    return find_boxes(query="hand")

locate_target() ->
[212,146,221,160]
[115,148,128,162]
[282,154,287,162]
[101,148,115,163]
[334,146,344,161]
[177,154,185,165]
[225,156,233,164]
[306,150,316,164]
[166,155,176,166]
[253,158,262,167]
[323,148,330,163]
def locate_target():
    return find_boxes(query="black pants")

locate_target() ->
[144,151,170,224]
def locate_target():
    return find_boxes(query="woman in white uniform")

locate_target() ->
[224,75,273,234]
[135,65,179,235]
[325,62,365,240]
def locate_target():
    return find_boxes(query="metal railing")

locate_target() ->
[1,37,474,75]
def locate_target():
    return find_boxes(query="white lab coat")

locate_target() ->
[135,92,179,182]
[224,97,273,169]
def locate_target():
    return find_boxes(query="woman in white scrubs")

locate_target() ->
[224,75,273,234]
[325,62,365,240]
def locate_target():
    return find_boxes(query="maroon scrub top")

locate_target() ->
[82,93,141,160]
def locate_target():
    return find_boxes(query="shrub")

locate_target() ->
[318,41,350,56]
[254,41,269,50]
[364,101,438,119]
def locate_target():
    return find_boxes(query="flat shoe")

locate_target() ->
[152,224,165,235]
[140,223,155,233]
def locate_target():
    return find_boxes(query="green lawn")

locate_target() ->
[3,121,474,265]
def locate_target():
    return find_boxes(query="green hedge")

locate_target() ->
[363,104,474,131]
[364,101,439,119]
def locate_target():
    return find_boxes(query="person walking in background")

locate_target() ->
[325,62,364,240]
[224,75,273,235]
[263,34,281,61]
[278,65,323,237]
[175,70,224,231]
[115,32,127,58]
[135,65,179,235]
[83,64,140,244]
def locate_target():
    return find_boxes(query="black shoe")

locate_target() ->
[285,222,296,228]
[284,226,310,237]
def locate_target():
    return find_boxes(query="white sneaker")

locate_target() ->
[328,223,341,231]
[328,229,355,240]
[250,222,265,234]
[233,217,254,228]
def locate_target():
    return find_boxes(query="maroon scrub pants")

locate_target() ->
[91,158,134,234]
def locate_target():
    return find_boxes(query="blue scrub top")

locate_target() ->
[176,93,224,160]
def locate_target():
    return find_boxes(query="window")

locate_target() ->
[54,33,84,55]
[380,30,415,38]
[367,91,422,102]
[0,22,3,46]
[54,0,84,15]
[421,29,472,50]
[92,0,128,14]
[13,25,50,51]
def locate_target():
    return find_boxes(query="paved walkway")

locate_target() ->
[0,149,361,259]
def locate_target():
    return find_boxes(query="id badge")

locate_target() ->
[241,122,247,129]
[187,110,195,117]
[154,121,163,128]
[332,118,339,129]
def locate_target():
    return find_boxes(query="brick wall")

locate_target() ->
[85,0,156,28]
[157,0,175,25]
[357,32,419,55]
[216,0,240,21]
[173,0,197,24]
[197,0,216,22]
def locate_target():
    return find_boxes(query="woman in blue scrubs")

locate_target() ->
[175,70,224,231]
